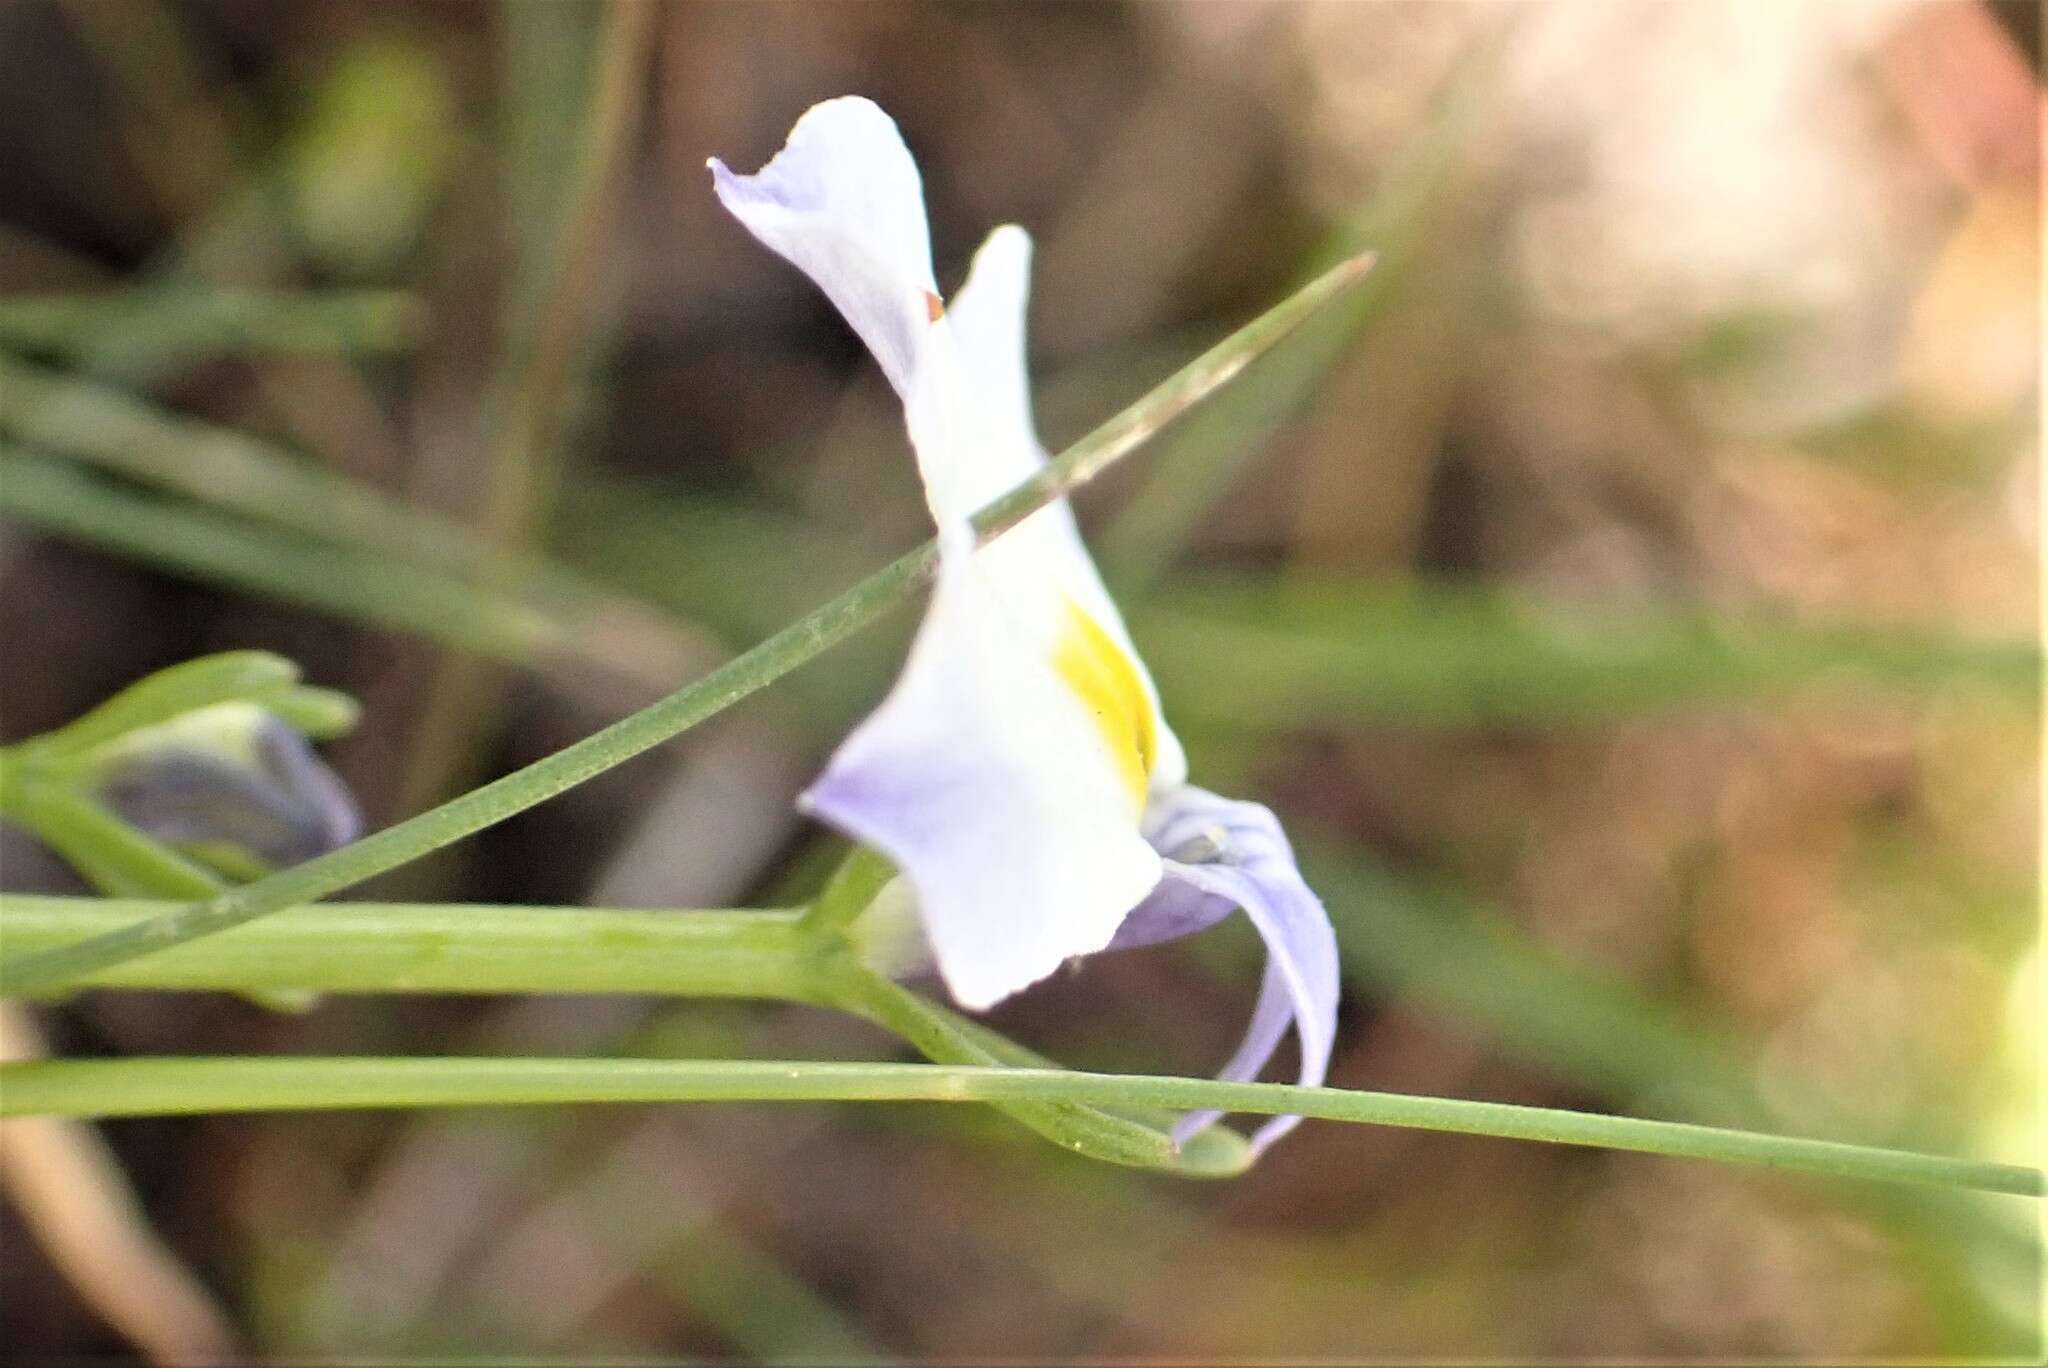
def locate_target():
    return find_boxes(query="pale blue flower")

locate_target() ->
[712,98,1338,1151]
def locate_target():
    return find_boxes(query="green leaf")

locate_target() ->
[255,685,361,740]
[6,651,298,762]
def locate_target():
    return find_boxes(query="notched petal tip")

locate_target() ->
[708,96,937,399]
[708,96,920,215]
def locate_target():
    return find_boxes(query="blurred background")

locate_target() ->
[0,0,2039,1360]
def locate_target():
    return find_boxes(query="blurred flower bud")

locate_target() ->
[88,701,362,878]
[284,32,455,277]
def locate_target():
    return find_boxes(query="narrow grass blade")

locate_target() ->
[1138,578,2039,727]
[0,354,489,572]
[0,1057,2033,1197]
[0,288,424,362]
[0,451,558,662]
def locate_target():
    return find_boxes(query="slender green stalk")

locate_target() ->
[0,896,827,1003]
[0,896,1229,1177]
[825,963,1250,1176]
[0,450,559,662]
[0,448,722,697]
[800,847,896,935]
[0,1056,2032,1197]
[4,895,2031,1195]
[0,253,1374,997]
[0,354,487,572]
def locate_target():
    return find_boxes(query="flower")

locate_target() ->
[712,97,1338,1151]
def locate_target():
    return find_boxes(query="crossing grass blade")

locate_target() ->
[1,1056,2034,1198]
[0,252,1376,997]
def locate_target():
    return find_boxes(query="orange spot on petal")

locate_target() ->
[924,291,944,323]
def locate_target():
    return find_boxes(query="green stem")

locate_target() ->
[0,252,1374,997]
[0,1056,2032,1198]
[4,895,2031,1195]
[0,896,826,1003]
[0,893,1243,1175]
[799,847,896,935]
[825,964,1246,1176]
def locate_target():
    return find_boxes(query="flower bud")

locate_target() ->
[89,701,362,877]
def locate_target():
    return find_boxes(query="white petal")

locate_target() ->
[922,227,1189,790]
[709,97,937,400]
[801,554,1163,1010]
[926,224,1041,521]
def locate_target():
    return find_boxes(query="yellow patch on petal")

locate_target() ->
[1053,598,1157,812]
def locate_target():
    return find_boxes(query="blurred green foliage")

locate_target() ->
[0,0,2036,1361]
